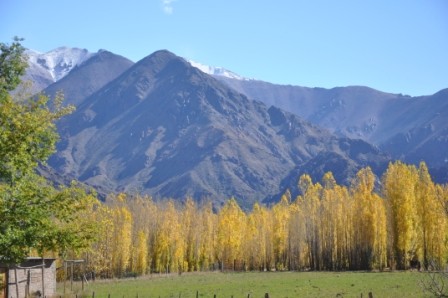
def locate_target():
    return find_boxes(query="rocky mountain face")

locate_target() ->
[214,77,448,175]
[380,89,448,168]
[20,46,445,205]
[47,50,390,208]
[23,47,95,94]
[42,50,134,107]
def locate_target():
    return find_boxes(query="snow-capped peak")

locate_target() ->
[188,60,249,81]
[26,47,94,82]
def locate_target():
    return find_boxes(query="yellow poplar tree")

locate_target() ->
[110,194,133,277]
[182,198,199,271]
[435,184,448,216]
[86,204,114,277]
[320,172,352,270]
[198,202,217,271]
[245,202,273,271]
[272,192,291,270]
[123,195,157,274]
[154,200,185,273]
[383,162,419,269]
[133,230,148,275]
[289,197,307,270]
[217,198,246,270]
[298,174,323,270]
[244,209,258,270]
[351,167,387,270]
[416,162,446,268]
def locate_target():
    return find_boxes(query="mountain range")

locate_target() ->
[216,77,448,170]
[23,48,448,206]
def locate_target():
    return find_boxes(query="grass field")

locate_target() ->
[61,271,432,298]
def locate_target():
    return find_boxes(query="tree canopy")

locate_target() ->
[0,38,98,265]
[81,162,448,277]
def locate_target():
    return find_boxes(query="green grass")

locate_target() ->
[60,271,432,298]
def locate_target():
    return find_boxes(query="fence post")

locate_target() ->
[265,293,270,298]
[368,292,373,298]
[196,290,199,298]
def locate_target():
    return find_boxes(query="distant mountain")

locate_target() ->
[212,77,448,174]
[380,89,448,169]
[20,46,446,200]
[185,62,448,173]
[27,47,94,81]
[48,50,389,208]
[212,78,398,142]
[42,50,134,107]
[28,48,448,172]
[188,60,248,81]
[23,47,94,93]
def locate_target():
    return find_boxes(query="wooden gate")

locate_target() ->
[0,267,6,298]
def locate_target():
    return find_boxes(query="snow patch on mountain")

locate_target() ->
[26,47,93,82]
[188,60,251,81]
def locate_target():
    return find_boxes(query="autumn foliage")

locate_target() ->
[76,161,448,277]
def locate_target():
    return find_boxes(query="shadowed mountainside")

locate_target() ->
[216,77,448,174]
[42,50,134,107]
[48,50,390,207]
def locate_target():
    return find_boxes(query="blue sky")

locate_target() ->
[1,0,447,96]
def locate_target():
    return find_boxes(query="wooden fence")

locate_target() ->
[44,291,375,298]
[50,294,271,298]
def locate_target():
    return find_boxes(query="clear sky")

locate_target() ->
[1,0,447,96]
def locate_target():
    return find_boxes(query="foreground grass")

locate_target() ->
[61,271,430,298]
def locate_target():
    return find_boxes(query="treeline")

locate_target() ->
[74,161,448,277]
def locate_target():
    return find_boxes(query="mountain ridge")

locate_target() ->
[47,49,390,207]
[21,46,447,203]
[213,76,448,171]
[42,50,134,107]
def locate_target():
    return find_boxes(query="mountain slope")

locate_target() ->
[42,50,134,107]
[27,47,448,174]
[214,77,448,171]
[214,78,398,142]
[380,88,448,168]
[23,47,94,93]
[49,50,389,207]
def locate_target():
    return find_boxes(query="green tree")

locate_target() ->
[0,37,27,97]
[0,38,97,265]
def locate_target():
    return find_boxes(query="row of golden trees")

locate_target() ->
[77,161,448,277]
